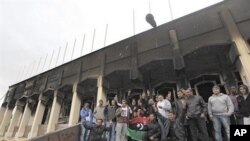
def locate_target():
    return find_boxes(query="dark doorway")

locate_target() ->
[196,82,227,103]
[42,105,50,124]
[196,82,214,102]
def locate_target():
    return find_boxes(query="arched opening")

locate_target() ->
[104,70,142,102]
[41,89,54,125]
[57,84,73,126]
[78,79,98,113]
[190,74,226,102]
[195,81,215,103]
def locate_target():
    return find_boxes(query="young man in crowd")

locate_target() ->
[173,90,187,141]
[115,99,132,141]
[137,113,161,141]
[185,88,209,141]
[228,86,239,124]
[80,102,93,141]
[83,119,112,141]
[156,94,172,119]
[237,84,250,125]
[155,94,172,140]
[145,98,157,116]
[208,85,234,141]
[178,89,192,141]
[105,99,118,141]
[94,99,105,122]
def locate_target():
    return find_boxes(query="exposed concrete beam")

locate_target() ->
[220,9,250,86]
[169,29,188,88]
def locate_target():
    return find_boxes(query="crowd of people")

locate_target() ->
[79,84,250,141]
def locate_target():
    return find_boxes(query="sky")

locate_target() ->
[0,0,223,104]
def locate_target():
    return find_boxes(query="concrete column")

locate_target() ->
[96,53,107,106]
[46,90,61,133]
[5,107,22,137]
[96,76,107,107]
[28,99,45,139]
[28,115,35,126]
[169,30,185,70]
[169,29,188,88]
[15,103,31,138]
[0,107,13,137]
[0,107,6,125]
[220,10,250,86]
[68,83,81,126]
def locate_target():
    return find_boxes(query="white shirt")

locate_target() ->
[157,99,172,118]
[121,106,131,117]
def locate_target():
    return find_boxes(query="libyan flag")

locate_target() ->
[126,128,146,141]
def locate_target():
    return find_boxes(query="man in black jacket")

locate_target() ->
[137,113,161,141]
[237,84,250,125]
[84,119,111,141]
[185,88,209,141]
[173,90,187,141]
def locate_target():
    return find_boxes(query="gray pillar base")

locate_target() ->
[4,132,13,137]
[15,131,24,138]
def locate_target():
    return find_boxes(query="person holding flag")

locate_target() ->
[126,107,149,141]
[136,113,161,141]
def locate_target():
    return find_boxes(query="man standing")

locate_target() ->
[228,86,239,125]
[185,88,209,141]
[105,99,117,141]
[80,103,93,141]
[94,99,105,122]
[115,99,132,141]
[156,94,172,140]
[173,90,187,141]
[156,94,172,118]
[237,84,250,125]
[208,85,234,141]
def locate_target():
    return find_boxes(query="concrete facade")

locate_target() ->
[0,0,250,140]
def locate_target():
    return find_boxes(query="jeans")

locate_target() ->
[157,117,171,140]
[80,122,89,141]
[188,117,209,141]
[212,115,230,141]
[116,122,127,141]
[106,122,116,141]
[174,119,186,141]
